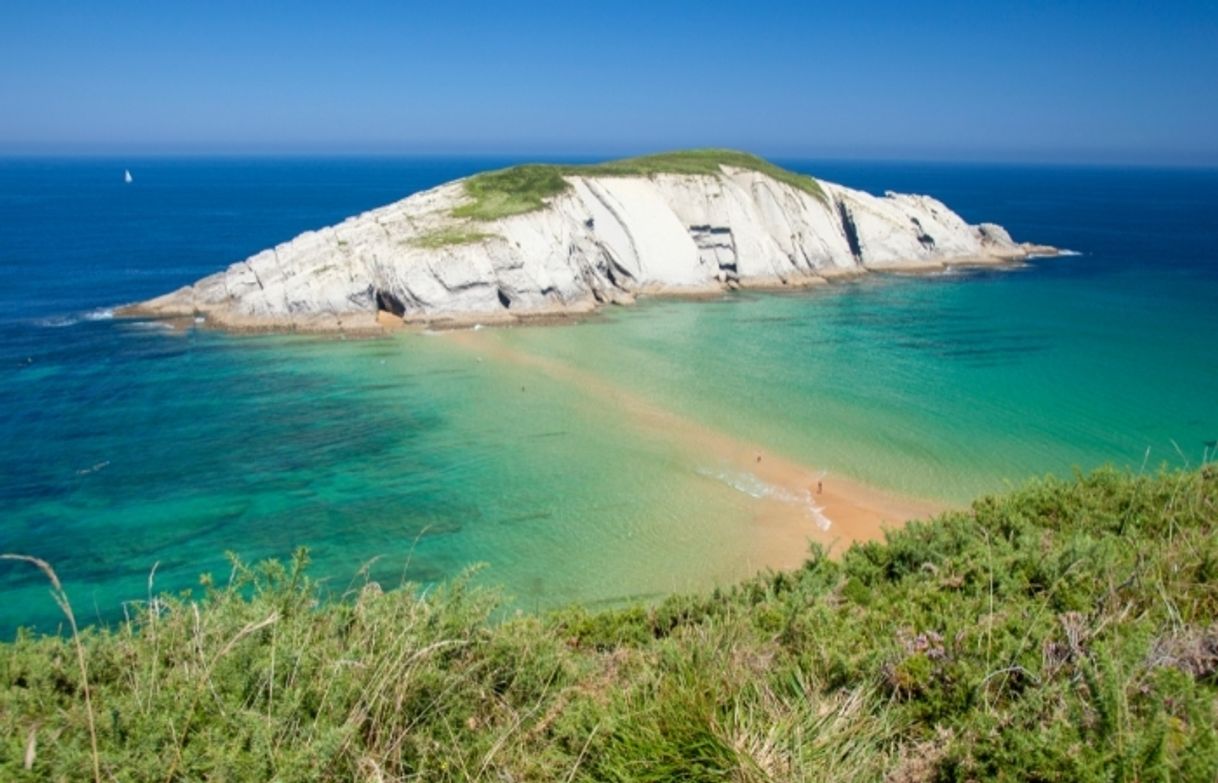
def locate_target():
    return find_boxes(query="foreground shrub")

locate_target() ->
[2,467,1216,781]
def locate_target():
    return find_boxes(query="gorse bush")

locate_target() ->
[2,467,1217,781]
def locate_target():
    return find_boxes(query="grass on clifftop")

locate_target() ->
[3,467,1218,781]
[452,149,827,221]
[410,226,496,249]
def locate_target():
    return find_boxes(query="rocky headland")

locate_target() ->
[123,150,1057,332]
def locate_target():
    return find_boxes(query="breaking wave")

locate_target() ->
[34,307,114,328]
[696,466,831,531]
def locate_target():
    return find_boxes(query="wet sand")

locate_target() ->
[445,328,946,570]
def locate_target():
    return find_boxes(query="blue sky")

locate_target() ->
[2,1,1217,164]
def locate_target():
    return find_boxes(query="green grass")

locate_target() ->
[3,467,1217,781]
[410,226,497,249]
[452,149,827,221]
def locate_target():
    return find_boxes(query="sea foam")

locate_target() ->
[696,466,831,531]
[34,307,114,328]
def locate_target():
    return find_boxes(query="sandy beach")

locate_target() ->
[445,328,946,571]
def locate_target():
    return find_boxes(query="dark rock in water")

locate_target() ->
[498,511,554,525]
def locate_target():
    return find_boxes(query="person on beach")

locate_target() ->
[817,480,823,495]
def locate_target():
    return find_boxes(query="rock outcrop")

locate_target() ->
[125,162,1056,332]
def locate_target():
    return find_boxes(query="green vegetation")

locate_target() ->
[3,467,1217,781]
[452,164,573,221]
[452,149,827,221]
[410,226,497,249]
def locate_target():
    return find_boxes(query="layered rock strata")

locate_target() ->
[126,166,1056,332]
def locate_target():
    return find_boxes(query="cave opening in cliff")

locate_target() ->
[375,289,406,317]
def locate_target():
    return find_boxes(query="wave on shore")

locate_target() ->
[697,465,832,531]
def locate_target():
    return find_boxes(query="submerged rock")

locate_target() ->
[124,153,1055,332]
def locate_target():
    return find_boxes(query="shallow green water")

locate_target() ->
[494,268,1215,504]
[1,324,783,632]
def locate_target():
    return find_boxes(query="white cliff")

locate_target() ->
[126,159,1054,332]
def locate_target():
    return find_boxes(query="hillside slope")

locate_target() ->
[3,467,1215,781]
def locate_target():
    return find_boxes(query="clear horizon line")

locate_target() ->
[1,148,1216,171]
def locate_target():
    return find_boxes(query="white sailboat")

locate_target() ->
[124,169,133,184]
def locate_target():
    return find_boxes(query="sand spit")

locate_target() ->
[445,329,944,568]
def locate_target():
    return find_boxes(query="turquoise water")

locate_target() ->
[2,328,770,632]
[498,266,1216,503]
[2,159,1216,634]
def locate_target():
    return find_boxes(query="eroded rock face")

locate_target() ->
[127,167,1051,331]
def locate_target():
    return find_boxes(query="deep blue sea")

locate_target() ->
[2,157,1216,635]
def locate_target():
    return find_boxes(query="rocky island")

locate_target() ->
[125,150,1056,332]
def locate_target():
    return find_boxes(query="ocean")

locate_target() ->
[2,157,1215,635]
